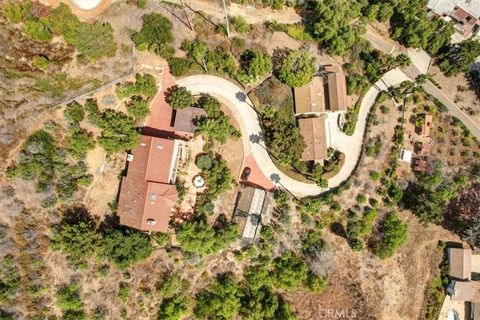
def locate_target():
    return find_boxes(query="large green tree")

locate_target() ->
[100,229,152,268]
[237,50,273,84]
[132,13,174,58]
[194,274,242,320]
[312,0,366,56]
[278,50,316,87]
[373,212,408,259]
[438,39,480,76]
[165,86,194,109]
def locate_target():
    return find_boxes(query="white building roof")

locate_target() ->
[428,0,480,18]
[400,149,413,163]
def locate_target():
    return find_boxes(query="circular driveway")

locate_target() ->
[177,70,410,197]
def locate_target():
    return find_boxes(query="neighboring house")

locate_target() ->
[324,65,348,112]
[449,247,472,280]
[233,185,273,242]
[173,106,207,136]
[446,247,480,306]
[428,0,480,42]
[117,135,183,233]
[294,77,325,115]
[293,64,348,163]
[298,117,328,162]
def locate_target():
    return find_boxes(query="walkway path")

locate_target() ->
[178,69,410,197]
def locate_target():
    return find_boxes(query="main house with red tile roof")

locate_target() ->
[117,135,182,232]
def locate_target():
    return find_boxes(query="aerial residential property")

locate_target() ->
[294,64,347,163]
[117,135,183,232]
[3,0,480,319]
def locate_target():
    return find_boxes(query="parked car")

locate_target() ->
[241,167,251,181]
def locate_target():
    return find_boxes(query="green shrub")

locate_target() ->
[369,171,381,181]
[194,274,242,320]
[61,310,87,320]
[272,251,308,291]
[56,283,84,311]
[158,295,190,320]
[32,55,50,70]
[51,212,100,269]
[23,19,52,42]
[64,101,85,124]
[0,255,20,301]
[237,50,273,84]
[177,218,237,256]
[168,57,194,77]
[132,13,173,57]
[373,212,408,259]
[94,109,140,154]
[205,47,238,77]
[158,273,190,299]
[356,194,367,204]
[306,272,327,293]
[100,228,152,269]
[118,282,130,303]
[196,155,213,170]
[2,1,31,23]
[230,16,250,33]
[285,24,315,42]
[116,73,157,99]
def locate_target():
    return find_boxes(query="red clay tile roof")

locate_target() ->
[117,135,179,232]
[145,136,177,184]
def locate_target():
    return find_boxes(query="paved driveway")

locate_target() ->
[177,70,409,197]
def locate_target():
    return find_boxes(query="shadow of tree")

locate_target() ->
[249,133,264,144]
[270,173,281,184]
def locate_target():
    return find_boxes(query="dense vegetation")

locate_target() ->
[2,2,116,61]
[372,212,408,259]
[132,13,174,58]
[5,129,92,204]
[51,207,152,269]
[261,106,305,165]
[196,95,241,144]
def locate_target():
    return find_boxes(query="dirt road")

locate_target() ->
[162,0,301,24]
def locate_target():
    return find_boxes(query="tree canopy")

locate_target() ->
[373,212,408,259]
[194,274,243,320]
[132,13,174,58]
[438,39,480,76]
[165,86,194,109]
[278,50,316,87]
[237,50,273,84]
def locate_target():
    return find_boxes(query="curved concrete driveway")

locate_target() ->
[177,69,410,197]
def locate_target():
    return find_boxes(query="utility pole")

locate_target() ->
[221,0,230,38]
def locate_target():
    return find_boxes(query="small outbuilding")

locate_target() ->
[173,107,207,135]
[233,185,273,242]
